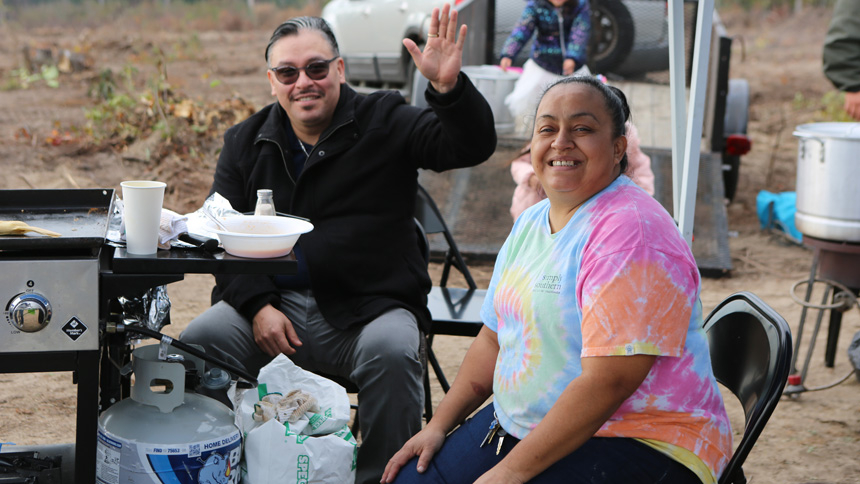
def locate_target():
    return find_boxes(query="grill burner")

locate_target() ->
[805,236,860,289]
[785,235,860,396]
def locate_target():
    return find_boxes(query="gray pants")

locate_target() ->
[179,290,424,484]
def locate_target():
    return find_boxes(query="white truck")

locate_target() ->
[322,0,671,96]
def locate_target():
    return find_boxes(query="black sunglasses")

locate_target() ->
[270,56,339,85]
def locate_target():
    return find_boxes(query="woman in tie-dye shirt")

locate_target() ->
[383,77,732,484]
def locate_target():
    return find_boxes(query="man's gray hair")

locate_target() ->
[265,16,340,66]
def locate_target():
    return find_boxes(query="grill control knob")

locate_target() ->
[7,293,52,332]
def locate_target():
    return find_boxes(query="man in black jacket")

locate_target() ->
[180,5,496,483]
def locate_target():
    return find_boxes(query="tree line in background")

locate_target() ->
[0,0,316,26]
[1,0,335,32]
[1,0,838,11]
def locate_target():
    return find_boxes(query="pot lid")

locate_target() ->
[793,122,860,140]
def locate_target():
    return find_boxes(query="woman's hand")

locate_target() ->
[562,59,576,76]
[382,326,499,482]
[403,3,467,94]
[500,57,513,71]
[380,425,448,483]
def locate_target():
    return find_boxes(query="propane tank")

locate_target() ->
[97,345,241,484]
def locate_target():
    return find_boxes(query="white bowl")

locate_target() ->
[212,215,314,259]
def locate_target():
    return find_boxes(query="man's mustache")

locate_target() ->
[290,89,324,100]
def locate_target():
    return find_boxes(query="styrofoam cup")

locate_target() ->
[121,180,166,255]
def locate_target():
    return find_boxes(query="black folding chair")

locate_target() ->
[704,292,793,484]
[414,184,486,393]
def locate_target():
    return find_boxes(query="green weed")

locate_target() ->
[793,90,854,122]
[2,65,60,91]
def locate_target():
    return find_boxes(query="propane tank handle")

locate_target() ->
[130,345,187,413]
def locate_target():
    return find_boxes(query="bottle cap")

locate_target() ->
[257,189,273,198]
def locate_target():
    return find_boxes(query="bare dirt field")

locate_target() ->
[0,3,859,483]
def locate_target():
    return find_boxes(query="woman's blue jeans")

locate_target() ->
[393,404,703,483]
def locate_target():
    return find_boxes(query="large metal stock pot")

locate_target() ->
[793,122,860,242]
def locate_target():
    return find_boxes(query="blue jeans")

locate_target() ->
[393,404,703,484]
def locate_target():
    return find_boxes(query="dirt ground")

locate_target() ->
[1,4,859,483]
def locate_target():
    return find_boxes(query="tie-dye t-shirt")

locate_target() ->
[481,176,732,481]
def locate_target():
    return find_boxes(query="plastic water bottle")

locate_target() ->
[254,189,276,216]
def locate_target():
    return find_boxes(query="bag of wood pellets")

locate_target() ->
[233,355,357,484]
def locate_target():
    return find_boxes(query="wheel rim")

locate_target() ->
[591,9,618,62]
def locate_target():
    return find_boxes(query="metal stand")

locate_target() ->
[784,237,860,396]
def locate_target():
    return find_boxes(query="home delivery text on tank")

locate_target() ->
[203,433,241,450]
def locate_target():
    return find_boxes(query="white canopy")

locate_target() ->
[669,0,715,247]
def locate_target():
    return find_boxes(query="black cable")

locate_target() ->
[801,369,857,393]
[120,324,258,385]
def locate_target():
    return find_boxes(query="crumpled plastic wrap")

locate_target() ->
[118,285,171,344]
[184,192,243,240]
[205,192,243,219]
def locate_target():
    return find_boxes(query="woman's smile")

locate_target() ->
[548,159,582,167]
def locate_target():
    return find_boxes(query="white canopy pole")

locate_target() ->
[668,0,688,219]
[677,0,715,247]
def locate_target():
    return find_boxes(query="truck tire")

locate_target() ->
[588,0,635,74]
[722,79,750,202]
[724,78,750,135]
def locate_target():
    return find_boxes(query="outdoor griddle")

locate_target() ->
[0,187,297,482]
[0,188,113,251]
